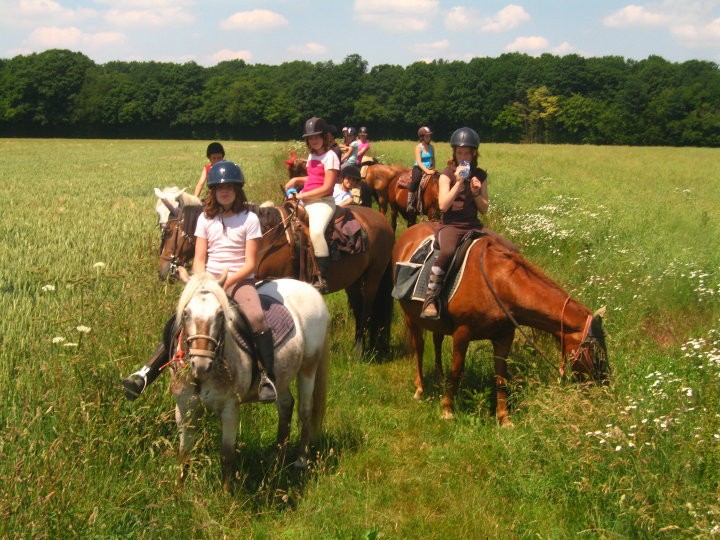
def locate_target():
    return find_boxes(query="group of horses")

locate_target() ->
[152,154,609,488]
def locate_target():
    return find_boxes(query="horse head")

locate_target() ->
[567,307,610,384]
[158,205,202,281]
[177,268,231,379]
[284,151,307,178]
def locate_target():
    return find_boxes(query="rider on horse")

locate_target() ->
[123,161,278,402]
[421,127,488,320]
[407,126,436,216]
[284,116,339,294]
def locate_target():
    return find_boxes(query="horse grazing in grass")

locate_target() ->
[386,171,441,232]
[172,268,329,490]
[392,222,609,424]
[283,151,307,178]
[159,202,395,354]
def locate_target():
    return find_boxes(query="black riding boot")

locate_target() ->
[420,271,445,320]
[406,191,417,215]
[314,256,330,295]
[122,343,167,401]
[254,329,277,403]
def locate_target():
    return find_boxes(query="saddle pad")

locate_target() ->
[392,235,481,303]
[232,294,294,354]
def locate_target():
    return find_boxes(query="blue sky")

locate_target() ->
[1,0,719,66]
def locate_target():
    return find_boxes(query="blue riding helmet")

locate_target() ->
[207,160,245,187]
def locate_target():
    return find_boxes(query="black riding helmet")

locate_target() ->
[303,117,330,137]
[206,141,225,158]
[450,127,480,148]
[359,126,368,136]
[207,161,244,187]
[342,165,361,180]
[346,126,357,136]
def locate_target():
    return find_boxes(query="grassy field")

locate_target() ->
[0,138,718,539]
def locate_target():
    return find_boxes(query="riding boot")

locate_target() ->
[122,343,167,401]
[253,329,277,403]
[314,256,330,295]
[406,191,417,215]
[420,270,445,320]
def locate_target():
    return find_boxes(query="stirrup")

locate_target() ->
[258,372,277,403]
[312,279,329,295]
[122,373,147,401]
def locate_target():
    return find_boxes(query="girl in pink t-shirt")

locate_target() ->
[284,116,339,293]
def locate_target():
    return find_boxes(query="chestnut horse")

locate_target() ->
[158,202,395,354]
[392,222,609,424]
[386,171,441,232]
[363,163,409,215]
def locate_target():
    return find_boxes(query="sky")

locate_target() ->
[1,0,719,67]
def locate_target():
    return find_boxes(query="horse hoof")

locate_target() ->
[441,410,454,420]
[293,456,310,469]
[499,418,514,428]
[413,389,423,400]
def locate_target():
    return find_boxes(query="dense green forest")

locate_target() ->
[1,48,718,146]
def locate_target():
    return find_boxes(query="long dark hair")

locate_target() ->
[203,184,249,219]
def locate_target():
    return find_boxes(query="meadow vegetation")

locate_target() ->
[0,139,718,538]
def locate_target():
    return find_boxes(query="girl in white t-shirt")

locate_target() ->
[123,161,277,403]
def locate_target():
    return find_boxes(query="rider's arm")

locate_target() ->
[285,176,306,191]
[193,169,207,198]
[438,172,465,212]
[470,176,489,214]
[296,168,338,201]
[193,236,208,274]
[414,144,434,175]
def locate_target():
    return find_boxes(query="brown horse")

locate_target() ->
[283,151,307,177]
[158,202,395,353]
[363,163,409,214]
[392,222,609,424]
[386,171,441,232]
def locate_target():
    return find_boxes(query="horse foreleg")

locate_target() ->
[345,283,366,354]
[492,332,515,427]
[432,332,444,380]
[174,385,200,483]
[406,316,425,400]
[219,402,240,492]
[442,330,471,420]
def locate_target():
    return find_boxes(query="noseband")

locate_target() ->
[560,298,607,379]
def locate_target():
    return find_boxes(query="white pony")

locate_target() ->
[154,187,202,227]
[172,268,329,490]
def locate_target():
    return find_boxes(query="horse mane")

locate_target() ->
[176,272,235,325]
[180,205,204,236]
[178,192,202,208]
[248,203,283,233]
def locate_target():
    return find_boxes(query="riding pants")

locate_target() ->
[304,197,336,257]
[434,223,478,272]
[408,165,424,193]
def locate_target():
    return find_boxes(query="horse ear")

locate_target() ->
[216,269,228,287]
[593,306,607,318]
[177,267,191,283]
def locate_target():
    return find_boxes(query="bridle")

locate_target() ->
[159,216,195,279]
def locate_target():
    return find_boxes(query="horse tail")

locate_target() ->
[310,335,329,439]
[370,261,394,353]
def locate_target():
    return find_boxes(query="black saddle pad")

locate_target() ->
[231,294,294,354]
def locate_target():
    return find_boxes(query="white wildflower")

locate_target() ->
[76,325,91,334]
[41,284,56,292]
[52,336,65,344]
[63,342,78,348]
[93,262,106,269]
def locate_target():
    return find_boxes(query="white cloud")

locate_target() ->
[206,48,253,65]
[17,0,97,21]
[483,4,531,32]
[603,5,672,28]
[504,35,549,54]
[219,9,288,31]
[105,7,194,28]
[445,4,530,32]
[26,26,124,48]
[407,39,449,54]
[671,17,720,47]
[551,41,577,55]
[353,0,439,32]
[94,0,194,6]
[286,42,328,57]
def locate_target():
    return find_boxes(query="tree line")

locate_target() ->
[0,48,718,146]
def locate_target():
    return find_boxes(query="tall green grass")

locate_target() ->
[0,139,718,538]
